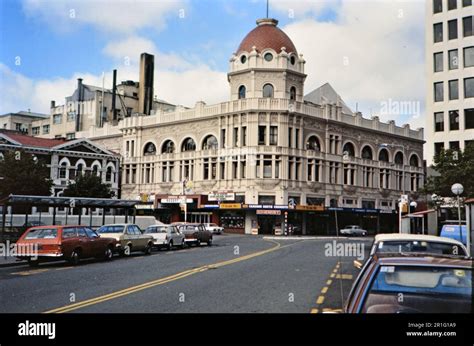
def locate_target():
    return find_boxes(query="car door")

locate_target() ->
[84,228,102,257]
[61,227,78,258]
[134,225,148,249]
[76,227,91,258]
[170,226,181,243]
[125,225,137,250]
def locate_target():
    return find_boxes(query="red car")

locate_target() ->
[15,225,117,267]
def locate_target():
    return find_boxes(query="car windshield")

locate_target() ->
[145,226,167,234]
[97,225,125,234]
[377,241,467,256]
[24,228,58,239]
[362,265,472,313]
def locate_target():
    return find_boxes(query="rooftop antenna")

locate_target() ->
[266,0,269,18]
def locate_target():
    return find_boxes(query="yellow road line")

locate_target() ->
[335,274,353,280]
[11,268,50,276]
[45,240,284,314]
[321,286,328,294]
[310,308,319,314]
[326,279,332,285]
[316,296,325,305]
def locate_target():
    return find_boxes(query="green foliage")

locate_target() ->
[63,173,115,199]
[0,150,53,199]
[423,142,474,198]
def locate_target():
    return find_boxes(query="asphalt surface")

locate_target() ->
[0,234,373,313]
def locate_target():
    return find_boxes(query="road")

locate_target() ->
[0,234,372,313]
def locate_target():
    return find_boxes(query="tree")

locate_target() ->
[423,142,474,198]
[0,150,53,199]
[62,173,115,199]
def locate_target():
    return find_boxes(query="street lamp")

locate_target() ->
[410,201,418,234]
[451,183,464,244]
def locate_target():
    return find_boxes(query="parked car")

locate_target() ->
[176,223,212,246]
[144,224,185,250]
[440,224,467,246]
[345,253,473,313]
[15,225,117,267]
[340,225,368,236]
[96,224,154,256]
[370,233,469,257]
[203,223,224,235]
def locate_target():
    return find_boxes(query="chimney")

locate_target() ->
[138,53,154,115]
[112,69,117,120]
[50,100,56,109]
[75,78,83,132]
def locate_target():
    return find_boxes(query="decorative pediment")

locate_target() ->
[53,138,116,156]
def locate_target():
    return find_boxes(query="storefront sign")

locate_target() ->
[256,210,281,215]
[219,203,241,209]
[202,204,220,209]
[208,192,235,202]
[295,205,325,211]
[162,198,193,204]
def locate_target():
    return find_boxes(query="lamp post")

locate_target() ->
[410,201,418,234]
[451,183,464,244]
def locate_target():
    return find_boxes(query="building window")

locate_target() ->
[269,126,278,145]
[306,136,321,151]
[329,162,340,184]
[42,125,50,134]
[450,141,460,151]
[264,53,273,62]
[258,195,275,205]
[409,154,419,167]
[448,49,459,69]
[449,80,459,100]
[379,169,390,189]
[449,110,460,130]
[106,166,114,183]
[361,145,373,160]
[67,112,75,122]
[161,140,175,154]
[307,159,320,182]
[58,162,68,179]
[342,142,355,157]
[329,135,340,154]
[464,77,474,98]
[240,55,247,64]
[181,138,196,152]
[363,167,374,187]
[434,52,443,72]
[242,126,247,146]
[143,142,156,155]
[433,0,443,13]
[394,152,404,165]
[238,85,246,99]
[288,127,293,148]
[32,127,40,135]
[221,129,226,148]
[263,156,272,178]
[463,0,472,6]
[66,133,75,140]
[233,128,239,147]
[203,135,218,150]
[465,108,474,129]
[344,164,356,185]
[434,142,445,156]
[290,86,296,100]
[378,148,389,162]
[433,22,443,42]
[464,47,474,67]
[448,0,457,10]
[258,126,266,145]
[262,84,274,98]
[434,82,444,102]
[463,16,473,37]
[465,140,474,149]
[295,129,300,149]
[53,114,62,124]
[448,19,458,39]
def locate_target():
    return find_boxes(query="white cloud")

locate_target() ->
[21,0,185,33]
[277,0,425,127]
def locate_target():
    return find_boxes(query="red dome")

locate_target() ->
[237,18,297,55]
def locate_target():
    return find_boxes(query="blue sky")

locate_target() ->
[0,0,425,129]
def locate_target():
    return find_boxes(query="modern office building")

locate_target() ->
[426,0,474,165]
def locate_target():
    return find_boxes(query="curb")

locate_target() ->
[0,258,27,268]
[262,236,373,241]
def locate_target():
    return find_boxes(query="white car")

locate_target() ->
[144,224,185,250]
[370,233,469,257]
[340,225,368,236]
[203,223,224,235]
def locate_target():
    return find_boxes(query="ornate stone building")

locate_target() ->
[30,18,425,235]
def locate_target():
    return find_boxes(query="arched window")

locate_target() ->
[76,163,84,176]
[306,136,321,151]
[181,138,196,152]
[161,140,175,154]
[409,154,419,167]
[0,152,4,161]
[343,142,355,157]
[92,164,100,177]
[106,165,115,183]
[202,135,218,150]
[238,85,246,99]
[59,161,68,179]
[263,84,274,98]
[143,142,157,156]
[378,148,389,162]
[394,152,404,165]
[290,86,296,101]
[361,146,373,160]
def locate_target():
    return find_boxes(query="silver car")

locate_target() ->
[144,224,186,250]
[340,225,368,236]
[204,223,224,234]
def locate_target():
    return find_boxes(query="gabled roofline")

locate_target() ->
[52,138,117,156]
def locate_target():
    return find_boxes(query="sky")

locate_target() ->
[0,0,426,129]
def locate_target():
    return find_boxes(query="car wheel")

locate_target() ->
[168,240,173,251]
[104,246,113,261]
[28,258,39,267]
[207,237,213,246]
[144,243,152,255]
[69,250,80,265]
[196,239,201,247]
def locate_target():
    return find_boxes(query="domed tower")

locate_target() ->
[228,18,306,101]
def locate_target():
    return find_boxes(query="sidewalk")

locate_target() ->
[0,256,27,268]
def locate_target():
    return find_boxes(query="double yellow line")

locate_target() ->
[45,239,283,313]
